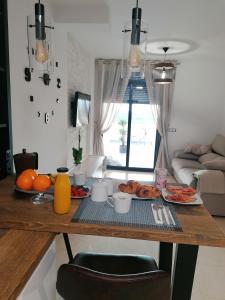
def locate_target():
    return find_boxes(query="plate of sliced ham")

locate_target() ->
[166,185,197,196]
[161,189,203,205]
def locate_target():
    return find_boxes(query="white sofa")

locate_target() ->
[171,135,225,216]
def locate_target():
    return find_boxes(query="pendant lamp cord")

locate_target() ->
[136,0,138,8]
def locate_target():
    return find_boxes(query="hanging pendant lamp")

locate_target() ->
[154,47,174,84]
[121,0,148,79]
[34,0,49,64]
[26,0,54,85]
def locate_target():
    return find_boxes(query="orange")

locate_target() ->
[21,169,37,181]
[32,175,51,192]
[16,174,33,190]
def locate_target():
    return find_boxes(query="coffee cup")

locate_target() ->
[107,192,132,213]
[91,181,108,202]
[102,177,114,196]
[74,173,87,186]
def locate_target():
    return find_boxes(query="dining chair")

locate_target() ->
[56,252,170,300]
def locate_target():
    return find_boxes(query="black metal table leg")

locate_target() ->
[159,242,173,274]
[63,233,74,263]
[171,244,199,300]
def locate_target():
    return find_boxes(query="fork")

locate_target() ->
[152,204,163,224]
[153,204,171,225]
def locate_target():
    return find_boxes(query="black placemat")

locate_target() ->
[72,197,182,231]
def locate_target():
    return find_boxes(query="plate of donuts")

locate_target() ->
[118,180,161,200]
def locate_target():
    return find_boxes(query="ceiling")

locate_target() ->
[48,0,225,60]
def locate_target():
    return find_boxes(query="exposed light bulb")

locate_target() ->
[35,40,48,64]
[161,68,166,79]
[128,45,141,68]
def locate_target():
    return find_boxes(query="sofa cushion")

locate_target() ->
[202,159,225,171]
[212,134,225,157]
[184,144,211,156]
[199,152,222,164]
[172,158,205,172]
[174,150,199,161]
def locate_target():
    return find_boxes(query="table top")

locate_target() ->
[0,176,225,248]
[0,228,55,300]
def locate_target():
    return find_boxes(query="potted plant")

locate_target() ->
[72,131,83,170]
[118,119,127,153]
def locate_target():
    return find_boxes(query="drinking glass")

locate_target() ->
[31,192,53,205]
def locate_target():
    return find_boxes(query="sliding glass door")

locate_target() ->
[103,79,159,172]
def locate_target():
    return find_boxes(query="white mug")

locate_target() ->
[74,173,87,186]
[102,177,114,196]
[107,192,132,213]
[91,181,108,202]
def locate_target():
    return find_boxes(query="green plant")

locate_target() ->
[72,131,83,165]
[118,119,127,146]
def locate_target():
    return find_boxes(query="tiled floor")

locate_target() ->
[56,171,225,300]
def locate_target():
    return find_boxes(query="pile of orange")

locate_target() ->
[16,169,51,192]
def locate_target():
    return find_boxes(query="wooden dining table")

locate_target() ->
[1,176,225,300]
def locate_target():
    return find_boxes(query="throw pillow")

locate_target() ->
[202,159,225,171]
[198,152,222,164]
[211,134,225,157]
[174,150,199,161]
[184,144,211,156]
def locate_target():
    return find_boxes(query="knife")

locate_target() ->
[166,206,176,226]
[162,205,170,225]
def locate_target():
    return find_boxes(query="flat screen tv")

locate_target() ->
[71,91,91,127]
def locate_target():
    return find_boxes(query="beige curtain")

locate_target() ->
[145,62,176,171]
[93,59,129,155]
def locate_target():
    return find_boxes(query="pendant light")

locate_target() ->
[35,0,48,64]
[154,47,174,84]
[128,0,142,68]
[121,0,148,79]
[25,0,54,85]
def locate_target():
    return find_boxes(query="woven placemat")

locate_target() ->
[72,197,182,232]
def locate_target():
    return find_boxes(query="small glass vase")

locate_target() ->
[74,163,82,174]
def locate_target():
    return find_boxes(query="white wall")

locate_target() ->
[8,0,68,173]
[8,0,93,173]
[66,32,92,168]
[168,53,225,157]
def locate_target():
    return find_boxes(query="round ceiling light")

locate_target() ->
[143,40,191,55]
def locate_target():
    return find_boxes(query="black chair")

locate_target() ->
[56,252,171,300]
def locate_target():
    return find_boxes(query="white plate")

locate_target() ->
[15,186,90,199]
[71,192,90,199]
[161,189,203,205]
[15,186,54,194]
[131,194,158,200]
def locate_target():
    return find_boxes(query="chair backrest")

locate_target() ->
[56,264,170,300]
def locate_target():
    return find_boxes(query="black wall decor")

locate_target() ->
[39,73,51,85]
[24,67,31,81]
[57,78,61,88]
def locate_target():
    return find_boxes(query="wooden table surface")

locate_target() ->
[0,177,225,248]
[0,228,55,300]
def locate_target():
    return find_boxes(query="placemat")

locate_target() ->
[72,197,182,231]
